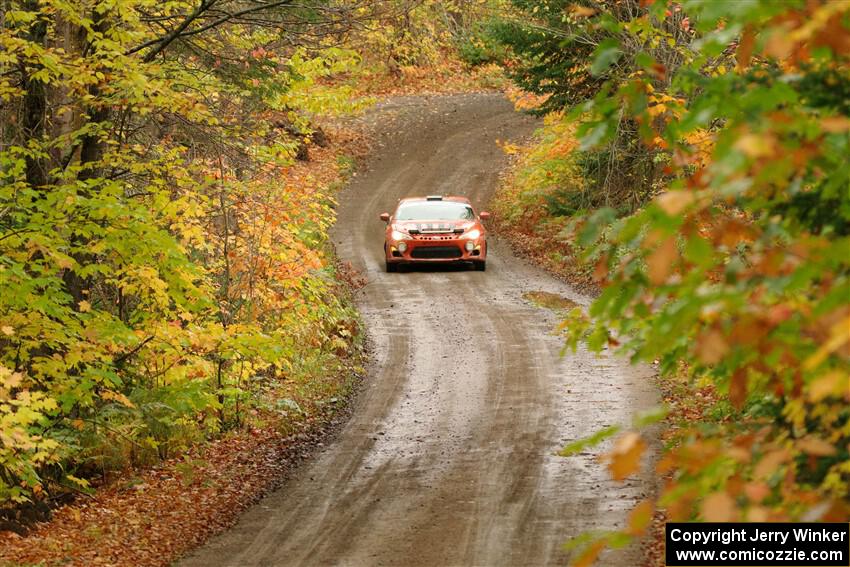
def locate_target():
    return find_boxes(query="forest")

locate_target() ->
[1,0,849,565]
[488,1,850,563]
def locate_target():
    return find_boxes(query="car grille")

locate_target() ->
[417,235,456,241]
[411,246,462,259]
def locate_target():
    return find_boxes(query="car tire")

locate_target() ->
[386,261,398,273]
[473,261,486,272]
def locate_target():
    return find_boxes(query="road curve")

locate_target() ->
[180,93,657,567]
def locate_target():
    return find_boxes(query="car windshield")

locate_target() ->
[395,201,474,221]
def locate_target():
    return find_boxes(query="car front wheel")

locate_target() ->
[473,261,486,272]
[386,261,398,273]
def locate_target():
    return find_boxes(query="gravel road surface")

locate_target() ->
[180,93,657,567]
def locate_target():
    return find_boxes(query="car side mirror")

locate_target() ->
[379,213,390,222]
[479,211,491,221]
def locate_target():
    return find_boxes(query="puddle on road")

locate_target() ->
[522,290,579,313]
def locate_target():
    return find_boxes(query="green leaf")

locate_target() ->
[591,39,622,76]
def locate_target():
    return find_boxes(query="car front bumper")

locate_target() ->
[386,237,486,263]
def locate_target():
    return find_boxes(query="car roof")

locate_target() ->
[397,196,471,204]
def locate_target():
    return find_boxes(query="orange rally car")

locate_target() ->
[380,196,490,272]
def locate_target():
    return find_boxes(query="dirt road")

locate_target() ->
[180,93,657,567]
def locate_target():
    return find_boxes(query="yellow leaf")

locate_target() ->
[734,133,776,158]
[647,103,667,117]
[0,368,22,389]
[78,300,91,312]
[1,325,13,336]
[807,371,849,402]
[746,506,769,522]
[608,431,646,481]
[570,4,597,18]
[804,314,850,370]
[101,389,135,408]
[497,139,521,155]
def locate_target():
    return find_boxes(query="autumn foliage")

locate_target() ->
[492,0,849,563]
[0,0,501,522]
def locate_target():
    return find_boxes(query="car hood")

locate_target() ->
[392,219,475,233]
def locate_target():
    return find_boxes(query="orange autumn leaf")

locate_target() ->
[701,491,737,522]
[570,4,597,18]
[593,255,609,282]
[627,499,654,536]
[646,237,677,285]
[656,190,696,216]
[734,132,777,158]
[101,389,136,408]
[744,481,771,503]
[696,329,729,365]
[797,436,837,457]
[729,369,748,409]
[607,431,646,481]
[821,116,850,133]
[754,449,790,480]
[736,26,756,70]
[572,540,606,567]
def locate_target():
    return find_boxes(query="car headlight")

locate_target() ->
[465,240,475,252]
[391,229,411,241]
[398,241,408,253]
[462,228,481,240]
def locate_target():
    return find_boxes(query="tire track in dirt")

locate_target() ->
[179,93,657,567]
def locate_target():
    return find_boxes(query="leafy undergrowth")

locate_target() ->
[349,59,507,97]
[642,373,720,567]
[0,62,506,565]
[0,127,369,566]
[480,2,849,565]
[0,357,362,567]
[492,111,598,295]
